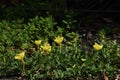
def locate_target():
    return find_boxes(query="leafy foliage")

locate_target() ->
[0,16,120,80]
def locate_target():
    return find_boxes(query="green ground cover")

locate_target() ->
[0,16,120,80]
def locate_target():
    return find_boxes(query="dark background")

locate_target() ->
[1,0,120,19]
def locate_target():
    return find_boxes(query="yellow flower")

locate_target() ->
[93,42,103,50]
[15,51,25,62]
[35,40,42,46]
[40,42,51,53]
[54,36,64,45]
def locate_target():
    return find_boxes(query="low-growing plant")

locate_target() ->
[0,16,120,80]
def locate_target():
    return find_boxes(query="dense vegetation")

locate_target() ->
[0,0,120,80]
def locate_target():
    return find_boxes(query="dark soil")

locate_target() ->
[78,15,120,43]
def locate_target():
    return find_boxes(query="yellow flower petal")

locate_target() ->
[54,36,64,45]
[15,51,25,61]
[35,40,42,46]
[40,42,51,53]
[93,42,103,50]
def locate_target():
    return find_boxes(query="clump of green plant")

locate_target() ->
[0,16,120,80]
[82,29,120,79]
